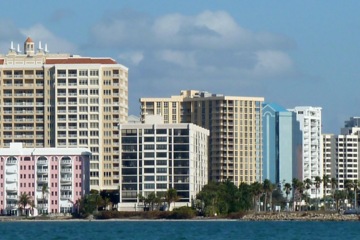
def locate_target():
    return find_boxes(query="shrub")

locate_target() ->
[167,207,196,219]
[227,211,246,219]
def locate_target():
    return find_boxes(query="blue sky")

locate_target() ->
[1,0,360,133]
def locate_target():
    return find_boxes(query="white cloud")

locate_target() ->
[251,50,294,77]
[20,24,77,53]
[157,50,197,68]
[90,10,294,75]
[118,51,144,65]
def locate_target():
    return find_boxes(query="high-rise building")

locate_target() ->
[118,115,209,211]
[322,134,336,196]
[0,37,128,191]
[288,106,323,198]
[140,90,264,186]
[0,142,91,216]
[262,103,302,188]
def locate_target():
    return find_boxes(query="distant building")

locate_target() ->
[117,115,209,211]
[288,106,323,198]
[321,134,336,196]
[0,37,128,191]
[0,143,91,216]
[140,90,264,186]
[262,103,302,188]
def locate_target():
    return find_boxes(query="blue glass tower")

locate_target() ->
[262,103,302,187]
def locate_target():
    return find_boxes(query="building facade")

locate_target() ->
[118,115,209,211]
[322,134,336,196]
[140,90,264,186]
[289,106,323,198]
[262,103,302,187]
[0,37,128,190]
[0,142,91,216]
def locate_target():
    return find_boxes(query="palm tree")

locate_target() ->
[330,177,337,209]
[322,175,330,210]
[304,178,312,192]
[334,190,346,211]
[353,180,359,209]
[314,176,322,210]
[344,179,353,209]
[165,188,180,211]
[292,178,300,211]
[18,192,32,216]
[251,182,263,212]
[263,179,272,211]
[296,181,305,211]
[283,182,292,210]
[41,183,49,214]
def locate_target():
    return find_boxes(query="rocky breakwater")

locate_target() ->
[241,212,360,221]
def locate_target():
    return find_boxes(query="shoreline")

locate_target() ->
[0,212,359,222]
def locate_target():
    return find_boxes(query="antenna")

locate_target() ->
[10,41,15,51]
[16,44,21,53]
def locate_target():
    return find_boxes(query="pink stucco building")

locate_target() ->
[0,143,91,216]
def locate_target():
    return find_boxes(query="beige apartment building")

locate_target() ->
[0,37,128,190]
[140,90,264,186]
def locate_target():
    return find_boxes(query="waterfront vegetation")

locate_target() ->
[56,175,360,220]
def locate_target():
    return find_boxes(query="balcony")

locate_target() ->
[6,160,17,165]
[37,169,48,174]
[6,187,17,192]
[61,177,72,182]
[61,159,72,165]
[60,168,72,173]
[37,160,48,165]
[37,177,48,182]
[6,169,17,174]
[60,195,72,200]
[60,186,72,191]
[6,178,17,183]
[6,195,18,200]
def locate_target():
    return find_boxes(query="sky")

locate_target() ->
[1,0,360,134]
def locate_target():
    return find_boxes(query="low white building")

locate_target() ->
[118,115,209,211]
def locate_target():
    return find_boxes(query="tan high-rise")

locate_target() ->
[140,90,264,185]
[0,37,128,190]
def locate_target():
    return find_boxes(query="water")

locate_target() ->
[0,220,359,240]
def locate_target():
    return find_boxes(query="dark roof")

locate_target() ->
[45,58,117,64]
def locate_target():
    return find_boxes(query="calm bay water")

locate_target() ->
[0,220,359,240]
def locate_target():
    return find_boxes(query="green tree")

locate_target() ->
[322,175,330,210]
[304,178,312,192]
[283,182,292,209]
[18,192,32,216]
[296,181,305,211]
[314,176,322,210]
[330,177,337,208]
[333,190,346,210]
[251,181,263,212]
[238,182,253,211]
[196,181,219,216]
[292,178,300,210]
[41,183,49,214]
[344,179,354,208]
[263,179,272,211]
[165,188,180,211]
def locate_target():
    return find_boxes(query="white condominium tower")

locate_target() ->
[0,37,129,191]
[118,115,209,211]
[140,90,264,186]
[289,106,322,198]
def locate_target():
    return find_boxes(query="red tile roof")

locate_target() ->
[25,37,33,43]
[0,59,4,65]
[45,58,117,64]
